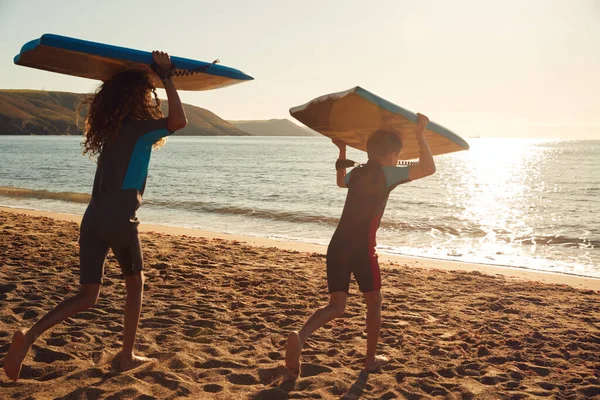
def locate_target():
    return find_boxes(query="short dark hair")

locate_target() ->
[367,129,403,160]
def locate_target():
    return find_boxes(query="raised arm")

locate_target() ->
[152,51,188,133]
[333,140,348,188]
[408,113,436,181]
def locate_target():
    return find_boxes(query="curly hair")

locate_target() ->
[77,70,165,158]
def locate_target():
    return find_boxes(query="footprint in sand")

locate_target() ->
[33,347,75,363]
[140,317,180,328]
[479,374,509,385]
[105,323,124,333]
[436,367,457,378]
[419,378,451,396]
[17,364,45,379]
[301,363,332,378]
[456,362,487,377]
[227,373,260,385]
[140,370,184,391]
[45,336,69,347]
[69,311,99,321]
[154,334,169,343]
[579,386,600,397]
[267,351,282,361]
[503,381,520,390]
[65,367,106,381]
[22,309,40,320]
[185,318,217,329]
[38,366,79,382]
[252,386,292,400]
[515,363,551,377]
[215,368,232,375]
[0,283,17,295]
[325,348,340,357]
[257,366,289,385]
[66,330,94,344]
[55,387,105,400]
[194,359,246,369]
[509,370,525,380]
[204,383,223,393]
[11,306,26,314]
[167,355,192,370]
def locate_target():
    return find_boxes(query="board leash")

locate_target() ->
[172,59,221,77]
[397,160,419,166]
[343,159,419,167]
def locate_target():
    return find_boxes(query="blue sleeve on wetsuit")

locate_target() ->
[344,169,353,186]
[382,166,411,189]
[122,119,172,191]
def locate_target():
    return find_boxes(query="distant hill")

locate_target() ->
[0,90,249,136]
[301,125,322,137]
[229,119,318,136]
[0,91,83,135]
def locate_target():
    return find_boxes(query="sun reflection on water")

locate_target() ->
[423,138,584,266]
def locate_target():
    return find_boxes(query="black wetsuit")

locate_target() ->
[326,160,411,293]
[79,118,171,284]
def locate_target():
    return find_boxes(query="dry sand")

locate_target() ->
[0,208,599,399]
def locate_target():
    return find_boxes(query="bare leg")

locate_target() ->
[363,290,387,372]
[285,291,347,375]
[2,284,101,381]
[118,272,153,371]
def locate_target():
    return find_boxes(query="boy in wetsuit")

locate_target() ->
[285,113,435,375]
[3,52,187,381]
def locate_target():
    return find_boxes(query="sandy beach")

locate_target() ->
[1,208,599,399]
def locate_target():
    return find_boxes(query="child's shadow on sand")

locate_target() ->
[342,370,369,399]
[252,367,369,400]
[251,366,294,400]
[53,356,157,400]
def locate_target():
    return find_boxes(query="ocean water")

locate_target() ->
[0,136,598,278]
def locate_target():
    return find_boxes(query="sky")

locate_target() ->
[0,0,599,138]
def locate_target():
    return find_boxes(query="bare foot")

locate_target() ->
[285,331,302,377]
[365,355,388,373]
[3,329,32,381]
[118,352,156,372]
[281,366,299,383]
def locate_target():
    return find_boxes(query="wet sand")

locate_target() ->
[0,209,599,399]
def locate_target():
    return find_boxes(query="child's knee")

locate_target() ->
[328,302,346,318]
[81,286,100,308]
[364,290,382,308]
[84,294,99,309]
[125,271,145,290]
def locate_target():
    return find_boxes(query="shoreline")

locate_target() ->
[2,206,598,291]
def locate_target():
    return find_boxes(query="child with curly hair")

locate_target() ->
[3,51,187,381]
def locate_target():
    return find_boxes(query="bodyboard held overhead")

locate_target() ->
[14,34,254,91]
[290,86,469,160]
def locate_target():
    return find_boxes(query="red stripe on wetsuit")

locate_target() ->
[368,212,382,290]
